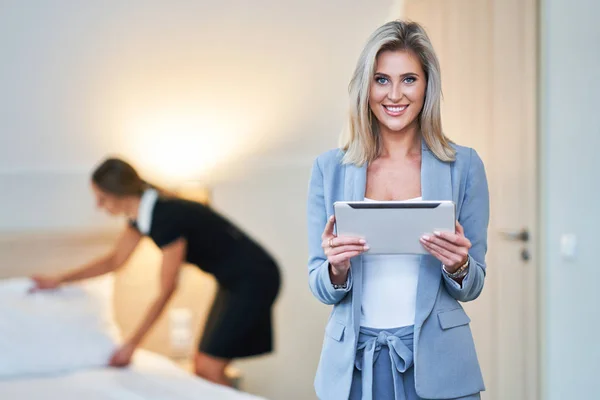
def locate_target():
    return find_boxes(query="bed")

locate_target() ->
[0,231,267,400]
[0,349,263,400]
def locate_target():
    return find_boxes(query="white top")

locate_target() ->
[360,196,422,329]
[136,189,159,235]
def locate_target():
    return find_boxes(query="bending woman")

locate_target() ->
[33,157,281,386]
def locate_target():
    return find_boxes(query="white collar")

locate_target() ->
[136,189,159,235]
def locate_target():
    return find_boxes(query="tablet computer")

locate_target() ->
[333,200,456,255]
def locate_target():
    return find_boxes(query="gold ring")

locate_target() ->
[328,238,336,248]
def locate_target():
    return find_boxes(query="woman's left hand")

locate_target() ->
[108,341,137,367]
[420,221,471,273]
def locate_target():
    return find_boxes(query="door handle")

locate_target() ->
[499,229,529,242]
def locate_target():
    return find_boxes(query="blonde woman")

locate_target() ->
[307,21,488,400]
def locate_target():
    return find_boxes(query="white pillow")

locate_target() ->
[0,275,122,378]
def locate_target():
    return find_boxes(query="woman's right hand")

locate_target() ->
[321,215,369,284]
[29,275,63,292]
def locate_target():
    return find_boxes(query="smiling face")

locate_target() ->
[368,49,427,137]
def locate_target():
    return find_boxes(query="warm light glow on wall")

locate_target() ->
[177,182,211,205]
[125,111,248,183]
[107,72,308,185]
[117,89,296,185]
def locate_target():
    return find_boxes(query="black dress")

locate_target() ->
[129,193,280,359]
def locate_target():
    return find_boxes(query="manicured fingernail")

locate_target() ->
[329,215,334,221]
[421,235,430,241]
[359,239,366,244]
[434,231,442,236]
[363,245,370,250]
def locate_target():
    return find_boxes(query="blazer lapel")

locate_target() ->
[343,162,367,201]
[415,140,453,327]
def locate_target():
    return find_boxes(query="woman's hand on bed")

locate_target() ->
[109,342,136,367]
[29,275,62,292]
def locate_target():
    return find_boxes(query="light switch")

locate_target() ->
[560,234,577,260]
[169,308,193,359]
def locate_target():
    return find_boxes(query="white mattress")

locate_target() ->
[0,349,266,400]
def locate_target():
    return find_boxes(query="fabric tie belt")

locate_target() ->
[355,325,414,400]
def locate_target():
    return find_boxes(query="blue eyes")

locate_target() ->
[374,76,417,85]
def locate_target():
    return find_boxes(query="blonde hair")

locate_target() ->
[340,20,455,165]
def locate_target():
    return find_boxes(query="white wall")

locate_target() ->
[0,1,397,398]
[0,172,119,231]
[541,0,600,398]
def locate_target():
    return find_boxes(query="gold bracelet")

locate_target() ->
[444,258,470,279]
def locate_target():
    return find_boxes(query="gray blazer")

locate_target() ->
[307,141,489,400]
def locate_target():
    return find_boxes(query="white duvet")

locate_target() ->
[0,349,266,400]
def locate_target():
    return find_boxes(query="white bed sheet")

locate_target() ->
[0,349,267,400]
